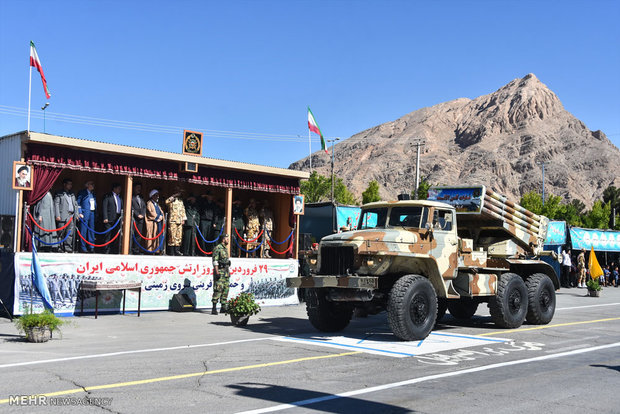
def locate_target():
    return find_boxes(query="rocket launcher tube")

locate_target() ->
[485,189,543,222]
[484,195,541,229]
[484,198,540,231]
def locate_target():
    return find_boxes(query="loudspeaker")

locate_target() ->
[169,293,195,312]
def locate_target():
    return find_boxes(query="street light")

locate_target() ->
[41,102,50,133]
[327,137,340,232]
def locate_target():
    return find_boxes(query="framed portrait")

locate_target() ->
[12,161,33,191]
[182,130,203,156]
[293,194,304,215]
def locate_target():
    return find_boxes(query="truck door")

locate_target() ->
[430,208,458,280]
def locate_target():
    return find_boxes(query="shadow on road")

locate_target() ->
[591,364,620,373]
[228,382,413,414]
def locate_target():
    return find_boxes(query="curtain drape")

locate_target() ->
[23,165,64,251]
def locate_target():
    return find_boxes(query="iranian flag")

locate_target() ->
[307,107,327,153]
[30,41,51,99]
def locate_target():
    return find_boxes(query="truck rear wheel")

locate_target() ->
[447,298,479,320]
[305,288,353,332]
[388,274,437,341]
[489,273,528,329]
[525,273,556,325]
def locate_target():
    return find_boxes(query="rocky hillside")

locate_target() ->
[290,74,620,207]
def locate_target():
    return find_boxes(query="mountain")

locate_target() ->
[289,74,620,207]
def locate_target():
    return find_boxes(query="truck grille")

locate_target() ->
[319,246,355,275]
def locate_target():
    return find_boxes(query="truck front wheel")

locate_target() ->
[489,273,528,328]
[305,288,353,332]
[388,274,437,341]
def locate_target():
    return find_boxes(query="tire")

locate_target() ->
[388,275,437,341]
[447,298,479,320]
[436,297,448,324]
[305,288,353,332]
[525,273,556,325]
[489,273,528,329]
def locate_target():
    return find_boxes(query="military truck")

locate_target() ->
[287,185,559,341]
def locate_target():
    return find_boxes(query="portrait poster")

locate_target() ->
[293,194,304,215]
[12,161,33,191]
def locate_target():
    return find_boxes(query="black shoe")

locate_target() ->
[211,306,218,315]
[220,304,227,314]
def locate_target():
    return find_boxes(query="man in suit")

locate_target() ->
[131,182,146,255]
[54,178,80,252]
[77,180,97,253]
[102,183,122,254]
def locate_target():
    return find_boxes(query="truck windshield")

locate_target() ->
[388,206,427,228]
[359,208,387,229]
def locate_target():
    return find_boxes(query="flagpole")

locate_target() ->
[27,65,32,133]
[308,128,312,173]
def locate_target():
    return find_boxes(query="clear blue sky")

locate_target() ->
[1,0,618,169]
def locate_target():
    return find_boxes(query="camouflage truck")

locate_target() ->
[287,185,559,341]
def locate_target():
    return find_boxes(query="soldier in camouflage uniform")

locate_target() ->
[165,190,187,256]
[211,234,231,315]
[244,198,260,257]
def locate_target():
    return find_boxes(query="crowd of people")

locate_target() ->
[560,247,618,288]
[30,178,278,257]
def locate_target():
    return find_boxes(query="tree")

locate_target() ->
[519,192,543,215]
[300,171,330,203]
[300,171,358,205]
[603,185,620,211]
[411,177,432,200]
[362,180,381,204]
[582,201,612,230]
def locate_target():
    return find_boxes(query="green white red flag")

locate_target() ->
[30,41,51,99]
[307,107,327,153]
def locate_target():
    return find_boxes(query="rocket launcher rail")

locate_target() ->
[427,185,549,255]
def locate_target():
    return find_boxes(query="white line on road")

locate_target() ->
[236,341,620,414]
[556,302,620,311]
[0,337,275,369]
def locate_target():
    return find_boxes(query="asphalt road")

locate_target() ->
[0,286,619,414]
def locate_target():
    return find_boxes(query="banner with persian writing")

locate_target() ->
[13,253,299,315]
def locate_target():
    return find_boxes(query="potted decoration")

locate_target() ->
[226,292,261,327]
[586,279,602,297]
[14,309,66,343]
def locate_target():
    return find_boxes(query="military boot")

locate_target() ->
[211,303,218,315]
[220,303,227,314]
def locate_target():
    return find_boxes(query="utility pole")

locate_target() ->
[328,137,340,232]
[541,162,546,206]
[412,138,426,199]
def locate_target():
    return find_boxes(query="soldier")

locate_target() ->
[145,190,164,252]
[211,234,231,315]
[60,274,72,304]
[165,188,186,256]
[131,182,147,255]
[54,179,80,253]
[231,198,244,257]
[198,191,217,254]
[245,199,260,258]
[577,248,587,288]
[182,194,200,256]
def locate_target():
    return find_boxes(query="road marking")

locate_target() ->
[556,302,620,311]
[236,341,620,414]
[479,317,620,337]
[0,351,360,404]
[0,337,277,369]
[278,332,506,357]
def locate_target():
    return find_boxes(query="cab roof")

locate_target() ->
[362,200,453,209]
